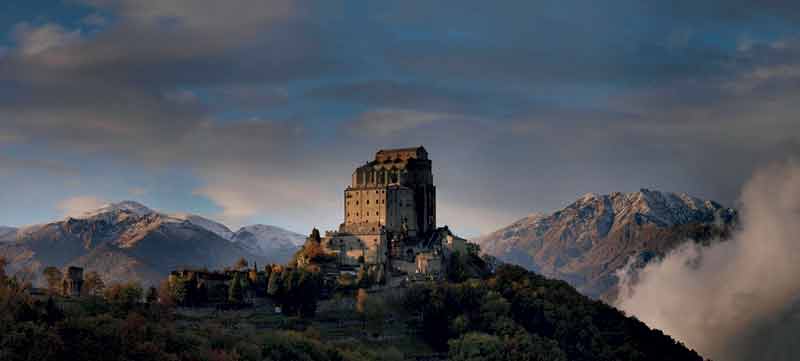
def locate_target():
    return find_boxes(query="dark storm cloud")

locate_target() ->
[0,0,334,168]
[0,0,799,234]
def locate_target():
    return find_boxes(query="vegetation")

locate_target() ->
[1,254,706,361]
[402,264,704,361]
[0,257,404,361]
[267,267,323,317]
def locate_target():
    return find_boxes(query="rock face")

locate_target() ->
[477,189,737,300]
[0,201,295,286]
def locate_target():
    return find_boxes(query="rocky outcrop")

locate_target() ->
[477,189,737,300]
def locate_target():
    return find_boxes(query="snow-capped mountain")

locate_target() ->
[231,224,305,261]
[73,201,235,240]
[77,200,155,219]
[0,201,297,286]
[477,189,737,300]
[171,213,234,240]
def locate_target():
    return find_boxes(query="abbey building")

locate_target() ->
[305,146,474,282]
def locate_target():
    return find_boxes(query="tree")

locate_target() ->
[104,282,143,309]
[42,267,62,295]
[0,257,7,282]
[146,286,158,304]
[82,271,105,296]
[168,278,188,306]
[359,291,388,337]
[309,228,321,243]
[228,273,244,304]
[448,333,505,361]
[157,280,176,307]
[267,270,283,296]
[356,266,371,288]
[234,257,248,271]
[446,251,467,283]
[43,297,64,325]
[356,288,368,314]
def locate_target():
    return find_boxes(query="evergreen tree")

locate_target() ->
[228,273,244,304]
[145,286,158,304]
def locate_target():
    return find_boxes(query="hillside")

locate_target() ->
[0,226,17,242]
[231,224,305,263]
[0,201,293,286]
[0,252,706,361]
[477,189,737,299]
[404,263,705,360]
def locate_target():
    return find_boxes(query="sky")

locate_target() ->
[0,0,798,237]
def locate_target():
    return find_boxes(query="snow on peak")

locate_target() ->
[579,192,600,203]
[170,213,234,240]
[77,200,155,219]
[231,224,306,256]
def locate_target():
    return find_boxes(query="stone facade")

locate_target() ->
[320,147,469,281]
[344,146,436,236]
[61,266,84,297]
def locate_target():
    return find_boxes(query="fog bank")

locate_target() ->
[616,160,800,361]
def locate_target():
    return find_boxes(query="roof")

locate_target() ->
[376,146,426,154]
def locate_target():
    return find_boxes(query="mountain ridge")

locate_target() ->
[0,201,304,286]
[477,189,737,299]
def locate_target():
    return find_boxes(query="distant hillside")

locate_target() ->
[0,201,300,286]
[0,227,16,243]
[231,224,305,263]
[477,189,737,300]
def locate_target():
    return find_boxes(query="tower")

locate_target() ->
[342,146,436,237]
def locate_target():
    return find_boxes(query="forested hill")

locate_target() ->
[403,263,705,361]
[0,254,705,360]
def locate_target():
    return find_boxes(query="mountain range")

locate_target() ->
[2,190,736,301]
[0,201,305,286]
[477,189,737,300]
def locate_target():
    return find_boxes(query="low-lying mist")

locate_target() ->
[616,160,800,361]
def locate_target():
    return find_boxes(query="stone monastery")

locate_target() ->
[304,146,475,282]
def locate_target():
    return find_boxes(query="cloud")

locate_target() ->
[348,109,449,136]
[128,187,148,196]
[0,154,78,176]
[57,196,107,218]
[616,160,800,361]
[1,0,800,236]
[195,172,341,231]
[12,22,82,57]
